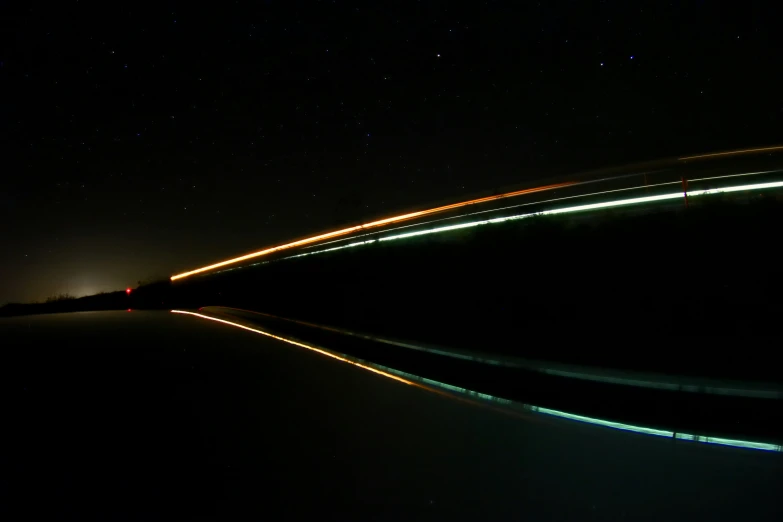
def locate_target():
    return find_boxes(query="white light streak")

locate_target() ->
[275,179,783,261]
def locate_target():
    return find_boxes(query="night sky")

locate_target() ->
[3,2,782,303]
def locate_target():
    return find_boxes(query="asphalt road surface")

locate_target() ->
[2,311,782,521]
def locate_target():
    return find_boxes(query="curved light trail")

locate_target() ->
[172,309,782,452]
[172,168,783,281]
[170,181,574,280]
[301,177,687,251]
[273,179,783,264]
[679,145,783,161]
[170,310,415,384]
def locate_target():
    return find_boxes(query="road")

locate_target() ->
[2,311,782,520]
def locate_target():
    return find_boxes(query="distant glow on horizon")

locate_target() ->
[679,145,783,161]
[169,182,573,280]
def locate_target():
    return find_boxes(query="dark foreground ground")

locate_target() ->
[2,311,782,521]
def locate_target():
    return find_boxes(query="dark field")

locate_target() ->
[3,311,783,520]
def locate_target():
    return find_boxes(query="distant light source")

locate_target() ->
[127,308,132,312]
[126,288,132,295]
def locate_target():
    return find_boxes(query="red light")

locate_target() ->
[126,288,132,295]
[127,308,132,312]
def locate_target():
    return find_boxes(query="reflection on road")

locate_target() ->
[172,310,782,452]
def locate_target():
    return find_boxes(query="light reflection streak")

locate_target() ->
[171,309,782,452]
[171,182,573,280]
[170,310,413,385]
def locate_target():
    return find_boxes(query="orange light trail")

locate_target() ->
[170,310,414,386]
[679,145,783,161]
[170,181,573,280]
[169,309,535,418]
